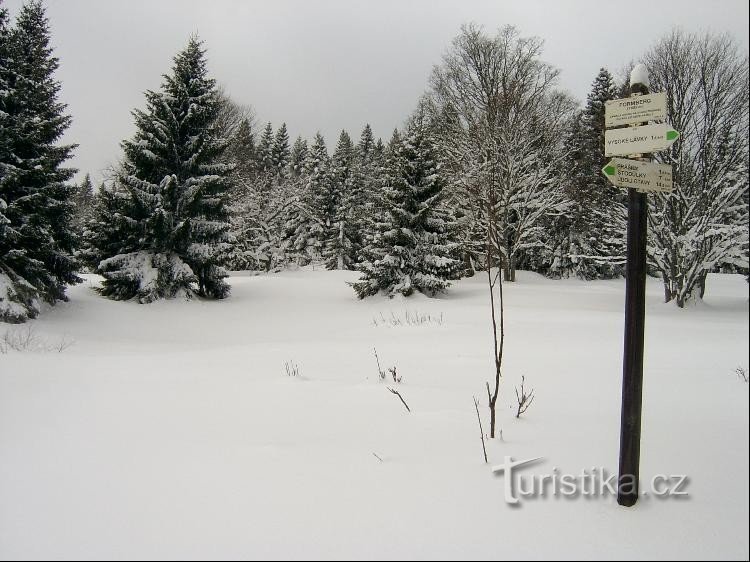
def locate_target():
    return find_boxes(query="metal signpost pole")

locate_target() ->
[617,69,650,507]
[602,63,678,507]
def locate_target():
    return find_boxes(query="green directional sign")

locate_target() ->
[602,157,673,192]
[604,123,680,157]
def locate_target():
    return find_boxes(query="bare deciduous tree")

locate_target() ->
[428,24,574,282]
[644,30,749,307]
[427,24,571,437]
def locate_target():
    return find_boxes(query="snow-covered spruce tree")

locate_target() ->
[93,36,233,302]
[272,122,290,177]
[223,121,292,271]
[226,116,256,179]
[70,173,95,240]
[323,130,362,270]
[256,122,274,174]
[81,180,142,273]
[357,124,375,161]
[556,68,626,280]
[644,30,749,306]
[289,136,308,178]
[237,123,294,271]
[0,0,79,323]
[354,124,385,261]
[223,116,257,270]
[285,132,331,264]
[351,113,462,298]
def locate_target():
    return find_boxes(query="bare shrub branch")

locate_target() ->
[387,387,411,413]
[373,348,401,383]
[515,375,535,418]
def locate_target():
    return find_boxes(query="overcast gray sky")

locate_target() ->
[4,0,749,183]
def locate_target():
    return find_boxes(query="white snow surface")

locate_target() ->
[1,269,748,560]
[630,63,650,89]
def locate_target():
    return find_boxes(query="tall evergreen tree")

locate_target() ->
[354,124,382,256]
[90,36,234,302]
[256,121,274,173]
[303,133,332,258]
[222,117,257,270]
[558,68,625,279]
[351,114,461,298]
[290,136,308,177]
[70,172,95,237]
[272,122,290,176]
[281,133,329,265]
[228,117,256,178]
[374,138,385,160]
[323,130,359,269]
[0,1,12,276]
[0,0,79,323]
[358,134,389,249]
[357,123,375,162]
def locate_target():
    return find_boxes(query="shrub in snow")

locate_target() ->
[514,375,535,418]
[0,324,74,353]
[87,37,234,302]
[373,348,401,383]
[351,112,461,298]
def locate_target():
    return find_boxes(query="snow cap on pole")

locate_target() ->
[630,63,650,89]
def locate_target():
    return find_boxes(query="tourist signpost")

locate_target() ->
[602,158,673,193]
[605,64,679,507]
[604,123,680,157]
[604,91,667,127]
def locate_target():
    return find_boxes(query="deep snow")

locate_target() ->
[1,270,748,560]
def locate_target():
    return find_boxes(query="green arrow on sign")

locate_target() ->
[666,129,679,141]
[603,165,617,176]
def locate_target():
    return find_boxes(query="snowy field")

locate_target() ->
[1,270,748,560]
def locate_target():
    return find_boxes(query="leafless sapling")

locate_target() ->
[485,178,505,439]
[474,396,488,463]
[514,375,535,418]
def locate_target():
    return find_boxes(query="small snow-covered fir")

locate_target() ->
[352,112,461,298]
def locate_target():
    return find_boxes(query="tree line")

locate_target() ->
[1,1,747,323]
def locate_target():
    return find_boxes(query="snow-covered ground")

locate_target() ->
[1,270,748,560]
